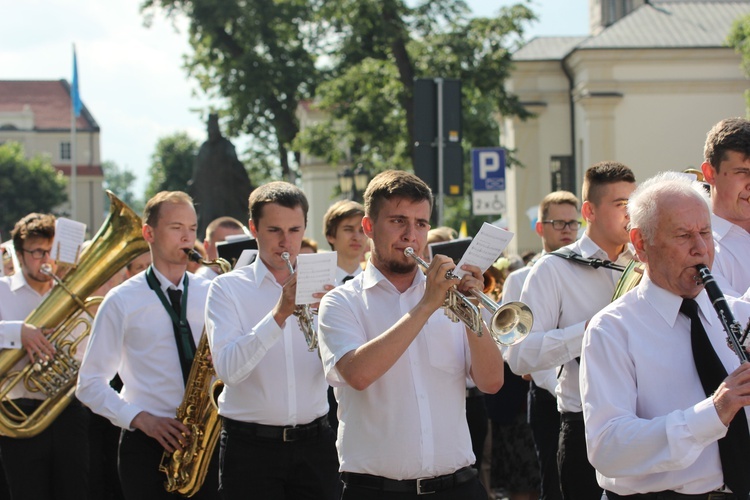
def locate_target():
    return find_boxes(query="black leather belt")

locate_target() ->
[606,490,739,499]
[223,415,328,443]
[341,466,477,495]
[560,411,584,422]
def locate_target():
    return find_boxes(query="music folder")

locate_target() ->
[428,237,473,264]
[216,236,258,269]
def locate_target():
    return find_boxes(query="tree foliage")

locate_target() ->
[0,142,67,237]
[102,160,144,215]
[145,132,199,199]
[728,13,750,115]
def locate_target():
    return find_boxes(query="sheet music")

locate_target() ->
[51,218,87,265]
[235,249,258,269]
[295,251,337,305]
[453,222,514,278]
[1,240,19,276]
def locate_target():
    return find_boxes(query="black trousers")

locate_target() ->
[465,391,488,472]
[529,382,562,500]
[118,428,220,500]
[341,475,488,500]
[219,417,340,500]
[88,410,124,500]
[557,416,601,500]
[0,399,89,500]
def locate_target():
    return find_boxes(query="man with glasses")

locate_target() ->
[0,212,90,499]
[499,190,580,500]
[506,162,636,500]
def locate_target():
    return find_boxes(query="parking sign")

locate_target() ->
[472,148,506,216]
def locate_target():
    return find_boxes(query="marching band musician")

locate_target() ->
[506,162,637,499]
[700,117,750,298]
[0,213,88,500]
[318,170,504,499]
[205,181,339,500]
[77,191,220,500]
[581,172,750,499]
[322,200,367,286]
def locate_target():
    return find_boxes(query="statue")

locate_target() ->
[189,114,254,239]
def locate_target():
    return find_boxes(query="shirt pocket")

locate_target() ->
[424,314,465,375]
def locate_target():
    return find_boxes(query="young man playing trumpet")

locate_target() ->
[318,170,504,499]
[205,181,338,500]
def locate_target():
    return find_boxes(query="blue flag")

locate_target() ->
[71,47,82,117]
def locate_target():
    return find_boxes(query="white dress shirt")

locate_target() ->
[0,272,52,400]
[711,214,750,298]
[501,264,557,395]
[76,268,210,429]
[581,274,750,495]
[506,234,633,413]
[318,263,474,479]
[194,266,219,280]
[205,258,328,426]
[335,265,362,286]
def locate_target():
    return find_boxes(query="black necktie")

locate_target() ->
[681,298,750,497]
[342,275,355,283]
[167,288,195,384]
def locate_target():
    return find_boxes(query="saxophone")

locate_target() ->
[158,250,230,497]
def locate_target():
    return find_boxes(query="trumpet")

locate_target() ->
[280,252,318,351]
[404,248,532,346]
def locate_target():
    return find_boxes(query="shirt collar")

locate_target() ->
[711,213,733,241]
[9,270,33,293]
[150,266,185,293]
[638,274,716,329]
[361,259,425,292]
[247,256,275,288]
[576,233,634,262]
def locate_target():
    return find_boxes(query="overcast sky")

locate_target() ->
[1,0,589,194]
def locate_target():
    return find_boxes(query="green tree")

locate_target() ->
[102,160,144,214]
[728,13,750,115]
[141,0,321,182]
[0,142,67,236]
[145,132,199,199]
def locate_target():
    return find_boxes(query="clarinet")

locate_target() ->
[695,264,750,363]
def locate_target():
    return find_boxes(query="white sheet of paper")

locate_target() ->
[235,249,258,269]
[295,251,337,305]
[51,218,87,265]
[1,240,19,276]
[452,222,514,278]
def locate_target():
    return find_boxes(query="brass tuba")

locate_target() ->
[159,249,229,497]
[0,191,147,438]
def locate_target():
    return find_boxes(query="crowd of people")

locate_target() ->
[0,116,749,500]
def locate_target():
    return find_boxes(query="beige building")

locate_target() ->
[503,0,750,255]
[0,80,105,234]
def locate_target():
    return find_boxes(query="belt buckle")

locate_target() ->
[282,427,294,442]
[416,478,435,495]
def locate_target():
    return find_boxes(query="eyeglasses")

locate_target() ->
[542,220,581,231]
[21,248,51,260]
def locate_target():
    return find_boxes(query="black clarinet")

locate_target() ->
[696,264,750,363]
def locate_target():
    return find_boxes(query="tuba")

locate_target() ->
[159,249,230,497]
[0,191,147,438]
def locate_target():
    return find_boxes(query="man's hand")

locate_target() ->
[20,323,55,363]
[419,255,459,312]
[131,411,190,453]
[273,272,299,327]
[712,362,750,426]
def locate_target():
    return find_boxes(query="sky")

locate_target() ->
[1,0,589,195]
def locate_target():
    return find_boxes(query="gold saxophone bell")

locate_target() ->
[280,252,318,351]
[0,191,147,438]
[404,247,533,346]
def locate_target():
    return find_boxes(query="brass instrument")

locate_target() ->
[280,252,318,351]
[0,191,147,438]
[404,247,533,346]
[159,249,230,497]
[611,260,645,301]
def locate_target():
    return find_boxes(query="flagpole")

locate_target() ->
[70,44,78,221]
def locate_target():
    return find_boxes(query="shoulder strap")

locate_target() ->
[550,249,626,272]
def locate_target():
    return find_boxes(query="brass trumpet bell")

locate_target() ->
[486,301,533,346]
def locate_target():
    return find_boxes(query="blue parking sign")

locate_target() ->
[472,148,506,192]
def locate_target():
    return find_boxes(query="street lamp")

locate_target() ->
[338,163,371,201]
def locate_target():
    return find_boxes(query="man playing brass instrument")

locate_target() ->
[581,172,750,499]
[318,170,504,499]
[205,181,338,499]
[0,213,88,500]
[77,191,219,500]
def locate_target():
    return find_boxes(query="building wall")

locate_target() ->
[504,45,747,255]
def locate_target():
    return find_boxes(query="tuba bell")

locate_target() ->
[0,191,147,438]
